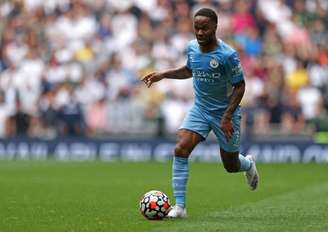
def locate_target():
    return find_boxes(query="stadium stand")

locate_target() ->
[0,0,327,138]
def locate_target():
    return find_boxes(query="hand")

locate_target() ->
[220,115,234,141]
[141,72,164,88]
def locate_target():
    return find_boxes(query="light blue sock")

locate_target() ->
[239,154,252,171]
[172,156,189,208]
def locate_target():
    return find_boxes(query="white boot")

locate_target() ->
[245,155,259,190]
[167,205,187,218]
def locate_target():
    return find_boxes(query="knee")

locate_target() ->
[174,144,191,157]
[223,163,239,173]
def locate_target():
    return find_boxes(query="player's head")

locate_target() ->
[193,8,218,46]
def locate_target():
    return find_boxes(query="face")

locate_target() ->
[193,16,217,46]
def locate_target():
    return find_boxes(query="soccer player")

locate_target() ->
[142,8,259,218]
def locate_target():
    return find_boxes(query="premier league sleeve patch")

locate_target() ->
[228,52,244,83]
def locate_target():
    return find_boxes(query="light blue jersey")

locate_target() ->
[181,39,244,152]
[186,39,244,113]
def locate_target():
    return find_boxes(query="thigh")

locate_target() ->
[175,129,204,157]
[210,111,241,153]
[179,106,211,140]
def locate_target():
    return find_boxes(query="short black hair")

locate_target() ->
[194,8,218,24]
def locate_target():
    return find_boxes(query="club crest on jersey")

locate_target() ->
[210,58,219,68]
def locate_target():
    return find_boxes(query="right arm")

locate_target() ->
[142,66,192,88]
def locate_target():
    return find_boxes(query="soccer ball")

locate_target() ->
[139,190,171,220]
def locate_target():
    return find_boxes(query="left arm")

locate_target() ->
[221,80,245,140]
[223,80,245,120]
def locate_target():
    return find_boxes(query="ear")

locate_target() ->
[212,23,217,31]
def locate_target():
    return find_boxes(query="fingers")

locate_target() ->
[141,72,155,88]
[224,127,234,141]
[141,72,154,82]
[145,79,153,88]
[220,117,234,141]
[222,125,234,141]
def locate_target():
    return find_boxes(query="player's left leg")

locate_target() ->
[210,110,259,190]
[220,149,259,190]
[220,149,249,172]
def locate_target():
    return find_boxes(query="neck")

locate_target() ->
[199,37,218,53]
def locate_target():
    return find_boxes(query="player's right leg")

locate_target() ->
[168,107,210,218]
[167,129,204,218]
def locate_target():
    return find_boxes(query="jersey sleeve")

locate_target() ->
[226,52,244,84]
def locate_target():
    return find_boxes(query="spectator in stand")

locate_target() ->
[56,84,86,136]
[281,88,305,135]
[0,91,11,137]
[313,95,328,132]
[6,94,31,137]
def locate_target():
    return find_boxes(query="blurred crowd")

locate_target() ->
[0,0,327,138]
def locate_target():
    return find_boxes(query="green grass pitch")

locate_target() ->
[0,161,327,232]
